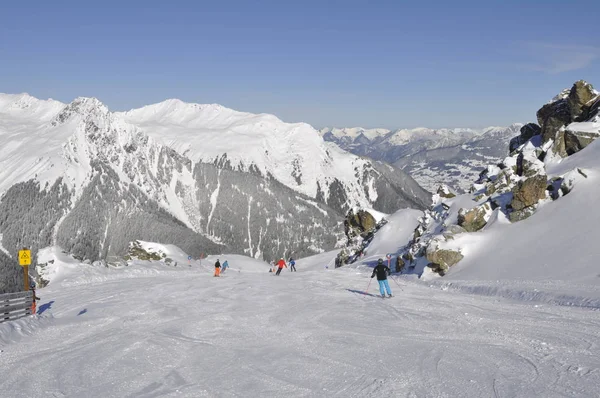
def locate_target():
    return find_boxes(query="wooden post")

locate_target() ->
[24,265,29,291]
[19,248,32,291]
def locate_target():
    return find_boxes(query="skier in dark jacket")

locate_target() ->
[371,258,392,297]
[289,257,296,272]
[214,259,221,277]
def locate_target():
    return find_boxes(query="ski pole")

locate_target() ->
[390,276,404,292]
[365,278,372,294]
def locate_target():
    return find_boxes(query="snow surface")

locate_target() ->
[2,201,600,397]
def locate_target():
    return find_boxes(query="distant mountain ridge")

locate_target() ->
[0,93,431,292]
[319,124,524,193]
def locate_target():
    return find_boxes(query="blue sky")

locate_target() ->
[1,0,598,128]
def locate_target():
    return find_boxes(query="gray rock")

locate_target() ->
[426,247,464,269]
[511,175,547,211]
[457,204,490,232]
[568,80,597,120]
[509,123,541,153]
[509,207,536,222]
[563,128,600,156]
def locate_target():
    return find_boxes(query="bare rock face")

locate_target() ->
[509,123,541,153]
[436,184,456,199]
[457,203,491,232]
[537,97,571,144]
[568,80,598,121]
[344,209,377,239]
[563,129,600,156]
[426,246,464,271]
[538,81,598,146]
[510,175,547,211]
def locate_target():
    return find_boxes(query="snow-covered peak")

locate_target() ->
[52,97,109,125]
[119,99,382,200]
[319,127,391,141]
[121,99,246,128]
[0,92,65,120]
[387,127,478,146]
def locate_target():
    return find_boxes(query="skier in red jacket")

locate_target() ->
[275,258,287,276]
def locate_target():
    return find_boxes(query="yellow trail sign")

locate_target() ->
[19,249,31,266]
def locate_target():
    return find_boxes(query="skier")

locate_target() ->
[214,259,221,277]
[371,258,392,298]
[289,257,296,272]
[269,260,275,272]
[30,282,40,315]
[275,258,287,275]
[221,260,229,273]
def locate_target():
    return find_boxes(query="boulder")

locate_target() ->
[578,95,600,122]
[568,80,597,120]
[344,209,376,238]
[457,203,491,232]
[509,123,541,153]
[539,81,599,148]
[443,225,467,241]
[537,98,571,144]
[510,175,547,211]
[509,207,536,223]
[563,128,600,156]
[436,184,456,199]
[426,247,464,269]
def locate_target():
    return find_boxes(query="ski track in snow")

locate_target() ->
[1,260,599,398]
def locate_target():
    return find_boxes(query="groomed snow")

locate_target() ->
[2,204,599,397]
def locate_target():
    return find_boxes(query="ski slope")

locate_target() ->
[1,244,599,397]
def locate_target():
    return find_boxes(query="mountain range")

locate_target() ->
[0,93,431,292]
[319,124,524,193]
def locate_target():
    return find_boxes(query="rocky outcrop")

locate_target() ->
[457,203,491,232]
[344,209,376,240]
[436,184,456,198]
[563,128,600,156]
[426,245,463,275]
[443,225,467,241]
[509,207,536,223]
[509,123,541,153]
[568,80,597,120]
[538,81,598,143]
[337,211,388,267]
[510,175,547,211]
[538,97,571,144]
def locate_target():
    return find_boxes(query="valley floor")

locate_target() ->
[1,254,599,398]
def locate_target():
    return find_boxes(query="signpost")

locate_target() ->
[18,248,31,291]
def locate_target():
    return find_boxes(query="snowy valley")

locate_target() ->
[320,124,524,193]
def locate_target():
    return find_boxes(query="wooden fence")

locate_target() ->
[0,291,33,324]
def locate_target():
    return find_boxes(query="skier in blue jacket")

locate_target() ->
[221,260,229,273]
[371,258,392,298]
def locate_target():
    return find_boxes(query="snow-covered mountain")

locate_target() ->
[320,124,524,193]
[0,93,431,292]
